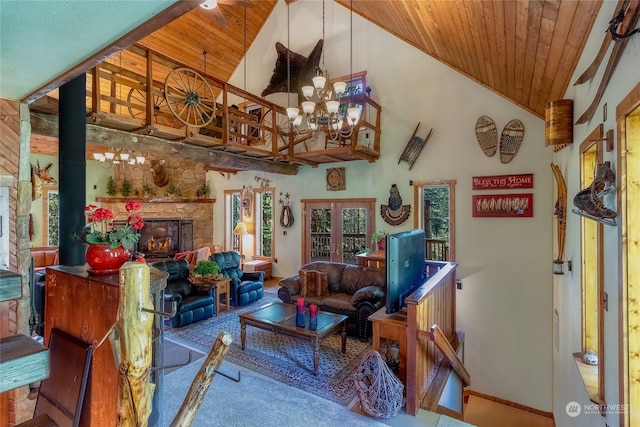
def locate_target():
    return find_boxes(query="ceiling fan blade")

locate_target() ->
[212,7,228,28]
[220,0,255,7]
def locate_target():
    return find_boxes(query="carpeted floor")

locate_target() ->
[164,296,372,406]
[161,358,390,427]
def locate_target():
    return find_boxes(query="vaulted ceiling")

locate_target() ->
[2,0,604,120]
[134,0,604,119]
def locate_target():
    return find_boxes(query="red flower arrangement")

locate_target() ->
[81,201,145,251]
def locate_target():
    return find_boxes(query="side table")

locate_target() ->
[242,260,272,280]
[189,277,231,315]
[369,307,407,386]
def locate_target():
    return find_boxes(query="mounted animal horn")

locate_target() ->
[31,161,56,201]
[150,159,169,188]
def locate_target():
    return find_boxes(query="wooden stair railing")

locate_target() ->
[419,330,467,419]
[418,324,469,420]
[427,325,470,386]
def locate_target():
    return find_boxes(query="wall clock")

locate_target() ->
[326,168,346,191]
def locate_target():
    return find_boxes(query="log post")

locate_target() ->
[114,262,155,427]
[170,332,233,427]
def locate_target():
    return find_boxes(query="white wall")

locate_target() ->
[211,0,552,413]
[553,1,640,426]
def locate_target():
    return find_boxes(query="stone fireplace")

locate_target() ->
[101,200,213,256]
[100,156,215,255]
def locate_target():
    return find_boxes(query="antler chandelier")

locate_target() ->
[286,0,360,140]
[93,148,145,169]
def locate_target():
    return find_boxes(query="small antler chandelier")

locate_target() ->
[93,148,145,169]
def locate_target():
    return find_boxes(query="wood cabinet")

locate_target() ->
[369,308,407,385]
[45,265,167,426]
[355,250,385,269]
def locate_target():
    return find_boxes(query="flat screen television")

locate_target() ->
[385,229,426,314]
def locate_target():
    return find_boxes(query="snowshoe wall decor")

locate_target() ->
[475,115,498,157]
[499,119,525,163]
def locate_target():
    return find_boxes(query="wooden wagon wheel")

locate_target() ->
[164,68,216,128]
[259,108,291,149]
[127,87,177,127]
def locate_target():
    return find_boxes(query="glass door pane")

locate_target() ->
[340,207,367,264]
[310,206,332,262]
[302,199,374,265]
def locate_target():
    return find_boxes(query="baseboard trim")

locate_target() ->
[463,390,554,419]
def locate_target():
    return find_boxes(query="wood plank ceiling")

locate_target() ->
[29,0,605,163]
[137,0,603,119]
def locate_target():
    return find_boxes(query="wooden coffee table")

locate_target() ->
[239,302,348,375]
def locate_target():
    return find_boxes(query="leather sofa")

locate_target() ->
[209,251,264,307]
[152,259,216,328]
[30,246,59,273]
[278,261,386,338]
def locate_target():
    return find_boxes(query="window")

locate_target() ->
[43,186,59,246]
[254,187,275,259]
[576,125,605,405]
[413,180,456,261]
[224,190,242,252]
[618,83,640,427]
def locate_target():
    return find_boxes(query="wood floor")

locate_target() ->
[463,395,555,427]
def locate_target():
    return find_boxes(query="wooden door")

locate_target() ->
[301,199,375,265]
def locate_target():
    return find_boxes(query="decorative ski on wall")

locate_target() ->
[573,0,629,86]
[550,163,567,262]
[575,0,640,124]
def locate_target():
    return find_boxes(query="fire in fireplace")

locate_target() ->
[139,219,180,258]
[114,218,192,259]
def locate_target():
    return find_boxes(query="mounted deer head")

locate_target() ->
[149,159,169,188]
[31,161,56,201]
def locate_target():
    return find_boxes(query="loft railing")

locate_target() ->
[80,44,381,167]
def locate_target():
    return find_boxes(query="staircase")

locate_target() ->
[0,270,49,393]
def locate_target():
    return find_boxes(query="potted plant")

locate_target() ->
[79,201,145,273]
[371,230,389,251]
[192,260,221,278]
[195,182,209,199]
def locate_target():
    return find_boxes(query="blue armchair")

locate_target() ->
[210,251,264,306]
[152,259,216,328]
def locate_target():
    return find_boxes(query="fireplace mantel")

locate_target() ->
[96,197,215,203]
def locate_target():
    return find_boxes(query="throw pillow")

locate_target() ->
[299,269,329,297]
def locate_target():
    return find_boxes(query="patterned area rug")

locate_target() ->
[164,295,372,406]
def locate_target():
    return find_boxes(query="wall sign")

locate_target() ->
[472,193,533,217]
[472,173,534,190]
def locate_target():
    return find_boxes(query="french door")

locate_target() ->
[301,199,375,265]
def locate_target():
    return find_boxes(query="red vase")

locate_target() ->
[86,243,130,275]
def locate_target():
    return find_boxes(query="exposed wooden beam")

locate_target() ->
[30,113,299,175]
[23,0,199,105]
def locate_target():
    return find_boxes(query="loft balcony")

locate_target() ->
[29,45,382,175]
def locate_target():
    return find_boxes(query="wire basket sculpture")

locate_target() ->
[354,349,404,419]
